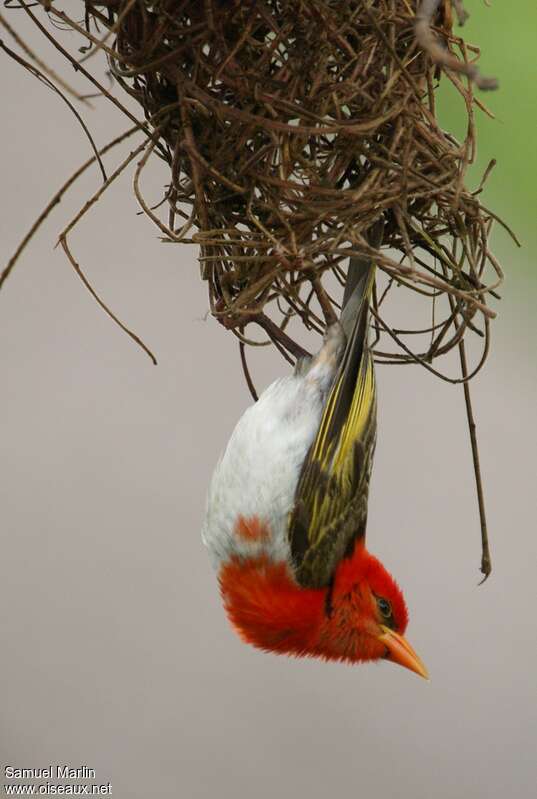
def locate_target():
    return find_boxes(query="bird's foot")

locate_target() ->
[301,322,345,391]
[320,321,346,364]
[294,355,313,377]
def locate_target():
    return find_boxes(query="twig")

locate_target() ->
[0,39,106,181]
[239,340,258,402]
[459,336,491,583]
[0,8,91,104]
[415,0,498,90]
[1,123,141,291]
[59,236,157,365]
[256,313,310,362]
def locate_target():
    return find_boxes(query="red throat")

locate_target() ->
[219,555,324,657]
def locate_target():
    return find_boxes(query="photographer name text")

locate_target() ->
[5,768,95,781]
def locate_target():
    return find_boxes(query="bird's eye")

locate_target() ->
[376,597,392,619]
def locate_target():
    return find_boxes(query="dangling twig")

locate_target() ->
[415,0,499,90]
[239,340,259,402]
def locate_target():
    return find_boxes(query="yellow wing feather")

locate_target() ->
[288,271,377,588]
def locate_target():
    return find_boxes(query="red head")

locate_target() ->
[219,538,428,678]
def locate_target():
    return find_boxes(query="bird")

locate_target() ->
[202,253,428,679]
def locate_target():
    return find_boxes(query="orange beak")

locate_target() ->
[378,626,429,680]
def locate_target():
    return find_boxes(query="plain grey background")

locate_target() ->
[1,10,536,799]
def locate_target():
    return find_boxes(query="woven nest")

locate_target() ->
[2,0,510,381]
[0,0,513,577]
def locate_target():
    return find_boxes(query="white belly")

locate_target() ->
[202,368,333,571]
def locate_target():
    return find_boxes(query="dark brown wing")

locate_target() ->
[288,262,377,589]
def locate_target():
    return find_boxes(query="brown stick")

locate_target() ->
[459,336,491,582]
[239,340,259,402]
[256,313,311,362]
[415,0,498,91]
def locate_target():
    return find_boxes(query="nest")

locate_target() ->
[0,1,515,578]
[113,0,508,373]
[1,0,511,385]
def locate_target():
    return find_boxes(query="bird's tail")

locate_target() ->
[339,254,375,343]
[326,253,375,440]
[340,219,383,341]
